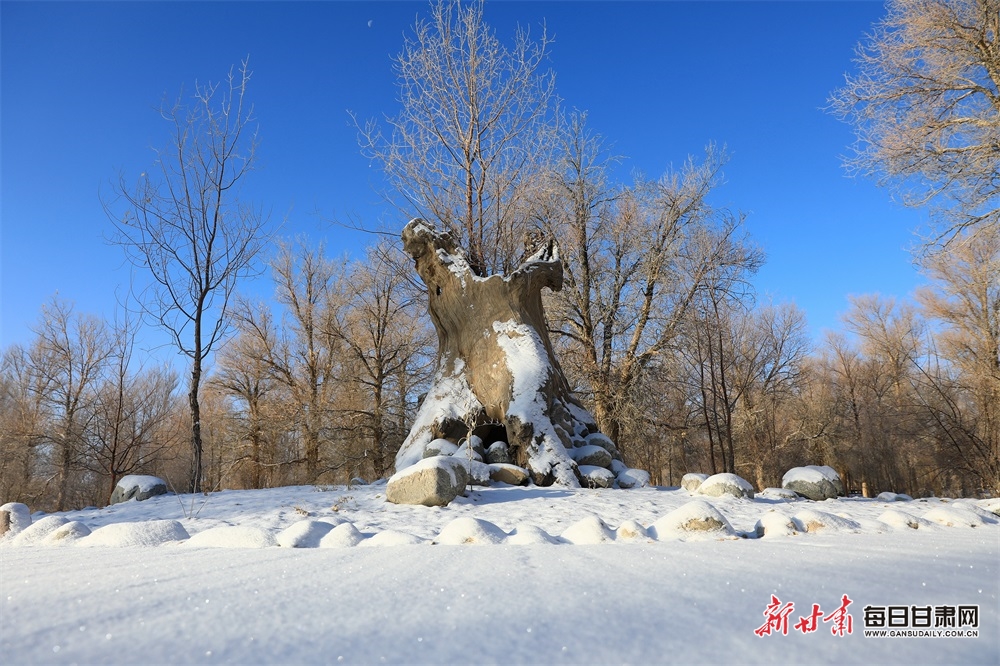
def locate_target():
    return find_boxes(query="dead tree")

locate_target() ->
[396,219,633,487]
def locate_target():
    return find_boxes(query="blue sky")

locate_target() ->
[1,1,926,354]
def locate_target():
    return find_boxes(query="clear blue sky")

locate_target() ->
[1,1,925,355]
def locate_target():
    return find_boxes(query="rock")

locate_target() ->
[488,463,530,486]
[109,475,168,504]
[616,519,650,541]
[616,468,650,489]
[696,473,755,499]
[453,439,484,462]
[454,458,492,485]
[44,521,92,544]
[681,473,709,492]
[0,502,31,538]
[577,465,615,488]
[386,456,469,506]
[876,492,913,502]
[650,501,736,539]
[758,487,800,501]
[484,441,512,465]
[423,438,459,458]
[753,511,797,538]
[791,509,861,533]
[584,432,621,458]
[9,516,69,546]
[571,444,613,469]
[782,466,845,501]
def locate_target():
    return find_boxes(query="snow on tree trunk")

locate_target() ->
[397,219,633,487]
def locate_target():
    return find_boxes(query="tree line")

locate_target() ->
[2,0,997,509]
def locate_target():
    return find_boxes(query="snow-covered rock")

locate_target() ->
[650,501,736,540]
[422,438,459,458]
[487,463,530,486]
[791,509,861,533]
[110,475,168,504]
[484,441,512,465]
[454,458,492,485]
[276,520,336,548]
[359,530,425,547]
[82,520,189,547]
[571,444,613,469]
[696,473,755,499]
[584,432,620,458]
[186,525,277,548]
[560,515,616,544]
[454,438,485,462]
[922,506,989,528]
[9,515,69,546]
[506,523,561,545]
[0,502,32,539]
[615,519,651,541]
[877,510,935,531]
[578,465,615,488]
[386,456,469,506]
[681,473,709,492]
[753,511,797,538]
[616,468,650,489]
[435,517,507,545]
[318,523,365,548]
[782,465,845,501]
[43,521,92,544]
[876,492,913,502]
[758,487,800,501]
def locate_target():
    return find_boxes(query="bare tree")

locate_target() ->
[831,0,1000,246]
[83,310,178,505]
[357,0,557,276]
[333,243,434,479]
[108,58,270,492]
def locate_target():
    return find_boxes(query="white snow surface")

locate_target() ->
[1,484,997,664]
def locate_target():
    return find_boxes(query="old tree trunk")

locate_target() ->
[396,220,643,488]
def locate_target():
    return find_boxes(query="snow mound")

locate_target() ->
[276,520,335,548]
[616,468,650,489]
[876,492,913,502]
[753,511,797,538]
[0,502,32,539]
[560,515,616,544]
[8,515,69,546]
[791,509,861,533]
[922,506,989,528]
[43,520,92,544]
[506,523,561,545]
[82,520,189,547]
[435,517,508,545]
[681,473,709,492]
[877,509,936,530]
[650,501,736,540]
[757,487,800,501]
[186,525,278,548]
[615,519,651,541]
[979,497,1000,516]
[359,530,425,547]
[696,473,754,499]
[319,522,365,548]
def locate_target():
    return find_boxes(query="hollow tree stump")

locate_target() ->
[396,219,634,487]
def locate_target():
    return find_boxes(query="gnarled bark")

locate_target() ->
[396,219,631,487]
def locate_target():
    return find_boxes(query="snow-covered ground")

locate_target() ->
[2,484,997,664]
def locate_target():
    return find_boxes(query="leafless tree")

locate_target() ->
[333,243,434,479]
[108,59,270,492]
[83,309,178,505]
[28,298,113,510]
[831,0,1000,247]
[356,0,557,276]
